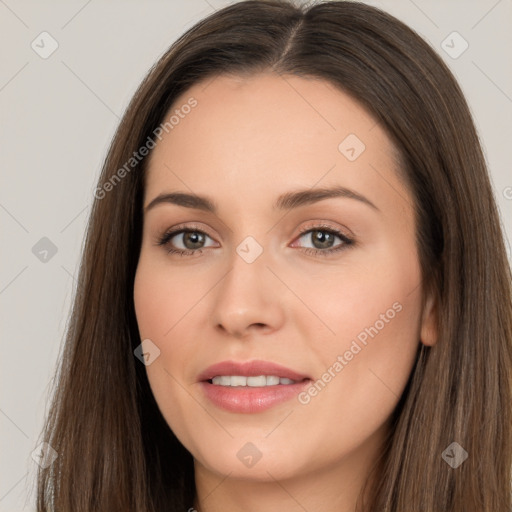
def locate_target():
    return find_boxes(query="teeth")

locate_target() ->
[231,376,246,387]
[247,376,266,387]
[211,375,297,387]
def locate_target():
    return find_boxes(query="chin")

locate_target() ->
[187,433,316,483]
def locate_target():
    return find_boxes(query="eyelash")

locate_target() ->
[156,223,354,257]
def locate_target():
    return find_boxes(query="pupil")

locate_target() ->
[312,230,333,249]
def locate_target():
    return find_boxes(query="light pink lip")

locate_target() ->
[199,380,311,413]
[197,359,311,382]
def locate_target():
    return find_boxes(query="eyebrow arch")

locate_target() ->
[274,185,379,212]
[145,192,216,213]
[144,185,379,213]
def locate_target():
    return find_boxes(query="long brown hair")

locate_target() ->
[35,1,512,510]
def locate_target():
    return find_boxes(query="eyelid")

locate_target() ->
[294,221,353,241]
[155,222,218,246]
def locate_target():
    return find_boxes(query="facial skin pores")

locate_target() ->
[134,72,437,512]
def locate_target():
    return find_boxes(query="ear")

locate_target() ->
[420,290,438,347]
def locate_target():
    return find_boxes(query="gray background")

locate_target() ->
[1,0,511,510]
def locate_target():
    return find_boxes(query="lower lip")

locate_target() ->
[199,380,311,413]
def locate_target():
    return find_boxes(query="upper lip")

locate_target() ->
[197,360,311,382]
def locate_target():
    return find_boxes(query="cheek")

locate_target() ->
[133,258,191,378]
[133,255,202,341]
[316,268,422,365]
[133,258,202,387]
[294,246,422,437]
[304,233,422,359]
[132,249,220,354]
[296,238,421,386]
[133,258,202,442]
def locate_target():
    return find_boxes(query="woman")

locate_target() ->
[36,1,512,511]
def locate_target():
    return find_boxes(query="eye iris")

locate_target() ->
[183,232,205,249]
[311,230,334,249]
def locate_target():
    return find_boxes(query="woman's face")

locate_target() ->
[134,72,436,484]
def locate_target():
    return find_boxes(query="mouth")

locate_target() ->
[198,360,312,413]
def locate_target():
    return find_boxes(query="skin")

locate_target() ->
[133,72,437,512]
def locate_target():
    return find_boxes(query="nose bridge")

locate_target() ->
[211,236,284,337]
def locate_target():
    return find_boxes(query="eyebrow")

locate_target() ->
[144,185,379,213]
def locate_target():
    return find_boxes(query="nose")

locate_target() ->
[210,245,285,339]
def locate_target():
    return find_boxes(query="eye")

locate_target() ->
[157,225,217,256]
[293,224,354,256]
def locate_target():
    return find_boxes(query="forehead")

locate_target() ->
[144,72,409,216]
